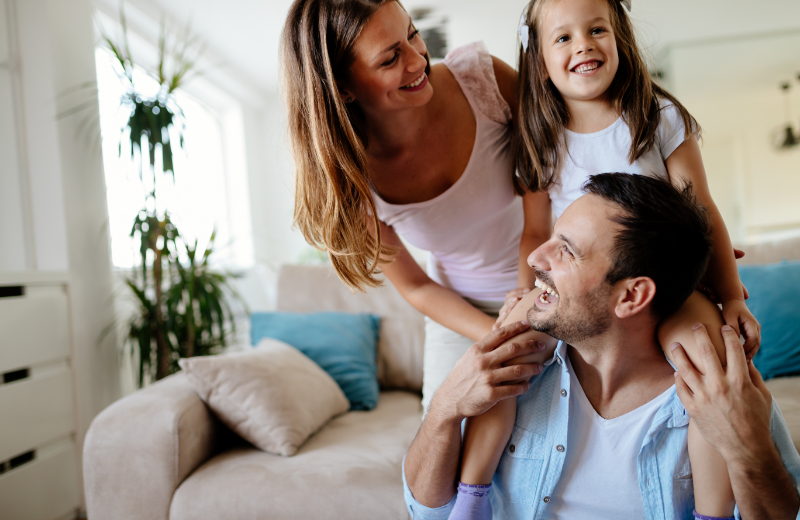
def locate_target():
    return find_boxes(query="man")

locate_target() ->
[403,173,800,519]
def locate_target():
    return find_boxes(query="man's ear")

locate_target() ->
[614,277,656,319]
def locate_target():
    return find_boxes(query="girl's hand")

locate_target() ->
[493,288,530,331]
[732,248,750,300]
[721,299,761,359]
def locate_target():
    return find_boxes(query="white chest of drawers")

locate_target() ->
[0,272,80,520]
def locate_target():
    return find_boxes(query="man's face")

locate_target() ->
[525,194,619,344]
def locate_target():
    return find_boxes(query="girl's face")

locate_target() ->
[341,1,432,113]
[539,0,619,105]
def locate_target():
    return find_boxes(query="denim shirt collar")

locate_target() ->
[550,340,689,439]
[549,340,569,366]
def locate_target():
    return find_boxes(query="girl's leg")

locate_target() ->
[460,325,555,484]
[658,290,735,518]
[461,391,518,485]
[689,422,734,518]
[452,330,554,520]
[450,290,557,519]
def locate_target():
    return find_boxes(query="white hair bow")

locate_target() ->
[519,0,630,52]
[518,13,530,52]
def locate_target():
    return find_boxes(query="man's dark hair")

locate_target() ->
[582,173,712,319]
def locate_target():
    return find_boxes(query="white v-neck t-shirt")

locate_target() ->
[542,355,674,520]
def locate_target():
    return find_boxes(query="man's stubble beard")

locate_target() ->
[526,282,613,344]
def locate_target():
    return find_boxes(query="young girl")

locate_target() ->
[453,0,761,519]
[281,0,552,413]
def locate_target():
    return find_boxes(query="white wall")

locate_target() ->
[663,30,800,243]
[0,0,32,272]
[243,94,310,269]
[2,0,121,510]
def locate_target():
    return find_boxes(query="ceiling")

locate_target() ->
[97,0,800,98]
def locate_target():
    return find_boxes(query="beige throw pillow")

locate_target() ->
[179,339,349,456]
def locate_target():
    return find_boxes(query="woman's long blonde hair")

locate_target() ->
[513,0,699,193]
[281,0,427,291]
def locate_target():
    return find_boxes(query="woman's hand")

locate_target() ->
[721,299,761,359]
[493,288,530,331]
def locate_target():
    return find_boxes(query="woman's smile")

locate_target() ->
[400,72,428,91]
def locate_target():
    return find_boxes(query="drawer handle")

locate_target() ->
[8,450,35,470]
[0,286,23,298]
[3,368,29,384]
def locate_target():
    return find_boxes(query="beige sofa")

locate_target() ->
[83,265,425,520]
[83,239,800,519]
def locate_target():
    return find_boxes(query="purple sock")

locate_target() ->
[693,511,735,520]
[448,482,492,520]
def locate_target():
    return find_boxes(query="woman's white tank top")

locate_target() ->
[370,42,523,301]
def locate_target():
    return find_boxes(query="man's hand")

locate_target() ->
[429,321,545,423]
[405,321,545,509]
[672,324,800,519]
[721,299,761,359]
[671,323,771,464]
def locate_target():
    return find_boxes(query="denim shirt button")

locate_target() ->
[543,496,551,503]
[556,445,565,452]
[509,444,515,453]
[560,389,567,397]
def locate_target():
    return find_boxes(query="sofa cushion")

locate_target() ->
[168,391,422,520]
[276,264,425,393]
[250,311,381,410]
[739,261,800,380]
[178,339,349,456]
[737,235,800,265]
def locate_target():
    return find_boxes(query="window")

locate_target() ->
[95,43,253,269]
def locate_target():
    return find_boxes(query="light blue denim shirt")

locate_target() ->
[403,341,800,520]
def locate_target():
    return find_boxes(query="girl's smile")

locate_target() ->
[571,59,603,75]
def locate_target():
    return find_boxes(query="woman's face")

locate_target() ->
[539,0,619,104]
[342,1,432,112]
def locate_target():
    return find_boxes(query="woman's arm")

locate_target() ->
[377,221,496,342]
[665,138,760,355]
[494,191,552,328]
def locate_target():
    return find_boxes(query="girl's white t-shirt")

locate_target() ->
[541,354,674,519]
[549,101,695,219]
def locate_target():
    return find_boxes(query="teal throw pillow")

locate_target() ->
[739,261,800,380]
[250,312,380,410]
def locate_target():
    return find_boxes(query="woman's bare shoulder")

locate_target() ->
[491,56,518,117]
[429,61,459,92]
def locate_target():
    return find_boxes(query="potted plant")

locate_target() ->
[102,6,246,386]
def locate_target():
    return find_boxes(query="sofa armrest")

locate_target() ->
[83,373,221,520]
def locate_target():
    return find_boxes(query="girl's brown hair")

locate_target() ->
[281,0,428,291]
[513,0,699,193]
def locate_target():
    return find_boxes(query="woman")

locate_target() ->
[281,0,552,409]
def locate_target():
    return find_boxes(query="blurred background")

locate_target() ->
[1,0,800,517]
